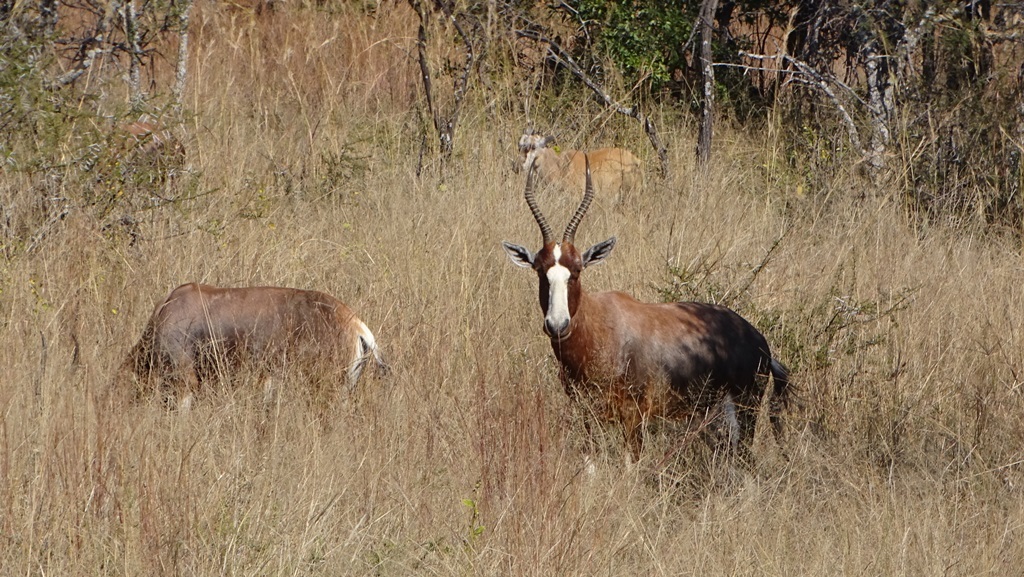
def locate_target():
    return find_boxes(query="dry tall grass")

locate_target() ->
[2,2,1023,575]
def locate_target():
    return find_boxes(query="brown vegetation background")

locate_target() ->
[2,1,1024,575]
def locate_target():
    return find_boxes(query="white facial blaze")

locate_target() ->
[546,244,571,331]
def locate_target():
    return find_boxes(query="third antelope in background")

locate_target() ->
[503,156,789,463]
[517,128,642,204]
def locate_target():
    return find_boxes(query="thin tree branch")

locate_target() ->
[516,28,632,116]
[48,1,116,89]
[741,50,865,156]
[515,27,669,177]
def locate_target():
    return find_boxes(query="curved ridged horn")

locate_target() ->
[563,154,594,244]
[524,158,554,244]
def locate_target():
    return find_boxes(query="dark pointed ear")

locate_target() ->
[582,237,616,267]
[502,241,536,268]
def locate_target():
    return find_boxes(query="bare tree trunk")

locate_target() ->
[895,6,936,88]
[696,0,718,165]
[173,0,194,108]
[123,0,142,105]
[411,0,442,156]
[409,0,476,165]
[486,0,495,45]
[863,44,892,176]
[1011,102,1024,221]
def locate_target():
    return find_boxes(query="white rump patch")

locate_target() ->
[348,320,378,390]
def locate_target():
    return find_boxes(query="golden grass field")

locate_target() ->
[2,2,1024,575]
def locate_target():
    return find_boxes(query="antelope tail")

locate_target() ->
[770,358,790,408]
[769,358,791,436]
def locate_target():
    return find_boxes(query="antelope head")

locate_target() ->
[503,156,616,340]
[516,129,556,173]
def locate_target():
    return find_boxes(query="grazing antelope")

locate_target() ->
[120,283,387,410]
[517,129,642,203]
[503,158,789,461]
[121,116,185,165]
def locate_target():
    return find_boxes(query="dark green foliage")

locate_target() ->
[555,0,786,115]
[568,0,696,93]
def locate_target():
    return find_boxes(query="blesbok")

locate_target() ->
[518,130,642,203]
[502,157,789,461]
[120,283,387,410]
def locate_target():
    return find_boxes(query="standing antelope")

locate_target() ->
[518,129,642,203]
[503,158,789,461]
[120,283,387,410]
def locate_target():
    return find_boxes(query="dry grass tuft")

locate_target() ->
[2,2,1023,575]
